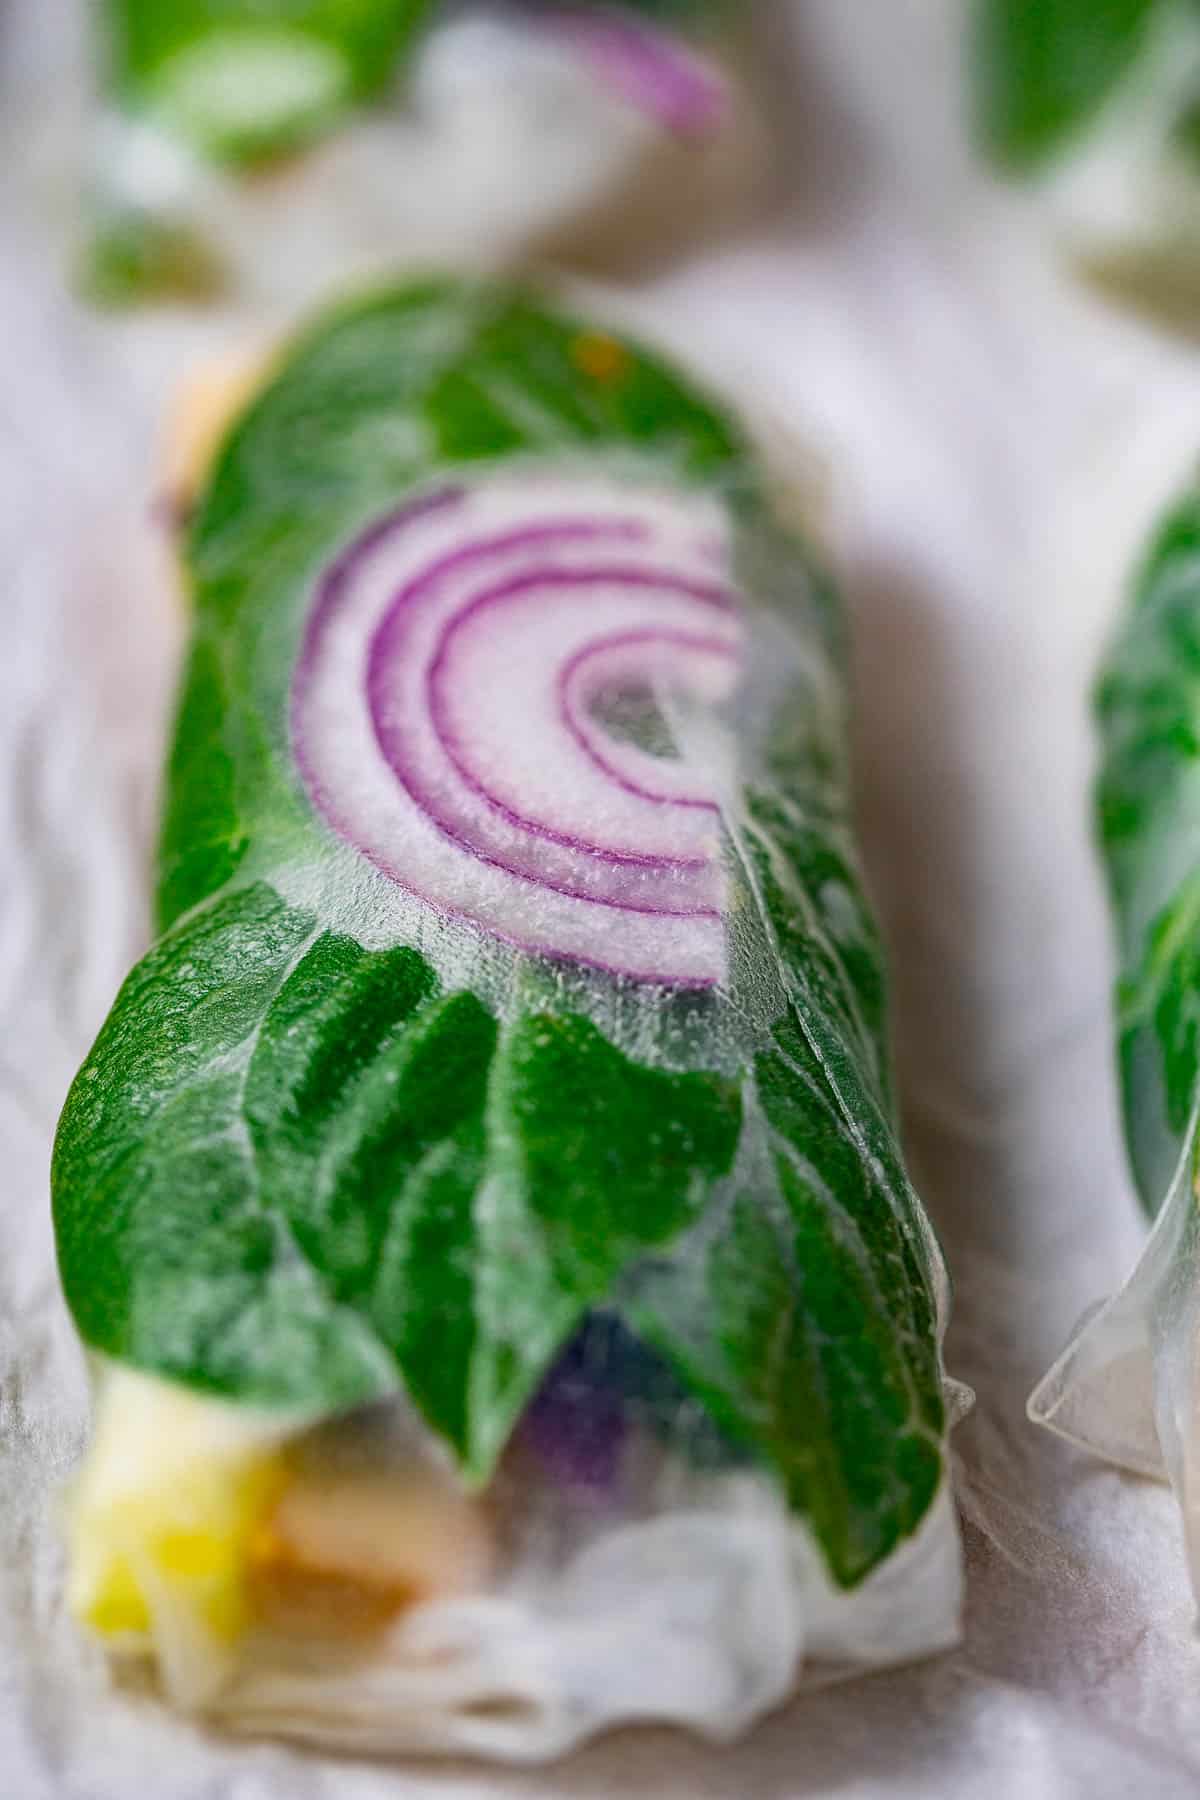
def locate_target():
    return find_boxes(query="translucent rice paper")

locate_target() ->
[212,1487,962,1761]
[74,1365,962,1763]
[85,6,765,307]
[1029,1118,1200,1579]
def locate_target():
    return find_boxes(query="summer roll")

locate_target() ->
[972,0,1200,322]
[85,0,760,305]
[1032,480,1200,1587]
[53,279,963,1760]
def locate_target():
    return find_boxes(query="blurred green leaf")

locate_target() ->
[973,0,1159,169]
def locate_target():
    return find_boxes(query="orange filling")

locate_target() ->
[244,1464,495,1642]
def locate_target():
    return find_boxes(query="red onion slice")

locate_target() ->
[544,8,729,140]
[292,475,743,986]
[559,628,736,807]
[424,569,735,859]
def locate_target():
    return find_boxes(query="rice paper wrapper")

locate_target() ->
[212,1456,962,1761]
[51,277,964,1759]
[1031,480,1200,1588]
[84,2,765,307]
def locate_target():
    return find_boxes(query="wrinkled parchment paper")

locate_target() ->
[8,2,1200,1793]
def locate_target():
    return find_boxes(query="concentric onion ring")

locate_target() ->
[292,475,743,985]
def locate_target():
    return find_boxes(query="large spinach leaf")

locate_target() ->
[1097,486,1200,1208]
[973,0,1159,169]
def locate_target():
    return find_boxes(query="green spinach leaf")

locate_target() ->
[973,0,1159,169]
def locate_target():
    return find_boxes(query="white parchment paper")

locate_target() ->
[7,2,1200,1793]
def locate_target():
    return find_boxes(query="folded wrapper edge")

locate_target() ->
[1028,1111,1200,1598]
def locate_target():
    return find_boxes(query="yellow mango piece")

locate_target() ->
[155,1529,232,1582]
[84,1556,151,1639]
[162,344,273,520]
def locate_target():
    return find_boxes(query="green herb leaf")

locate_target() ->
[105,0,435,163]
[1096,484,1200,1207]
[972,0,1159,170]
[467,1012,742,1477]
[626,813,942,1584]
[53,885,407,1409]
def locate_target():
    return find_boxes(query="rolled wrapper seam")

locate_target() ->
[1029,1110,1199,1486]
[53,279,963,1759]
